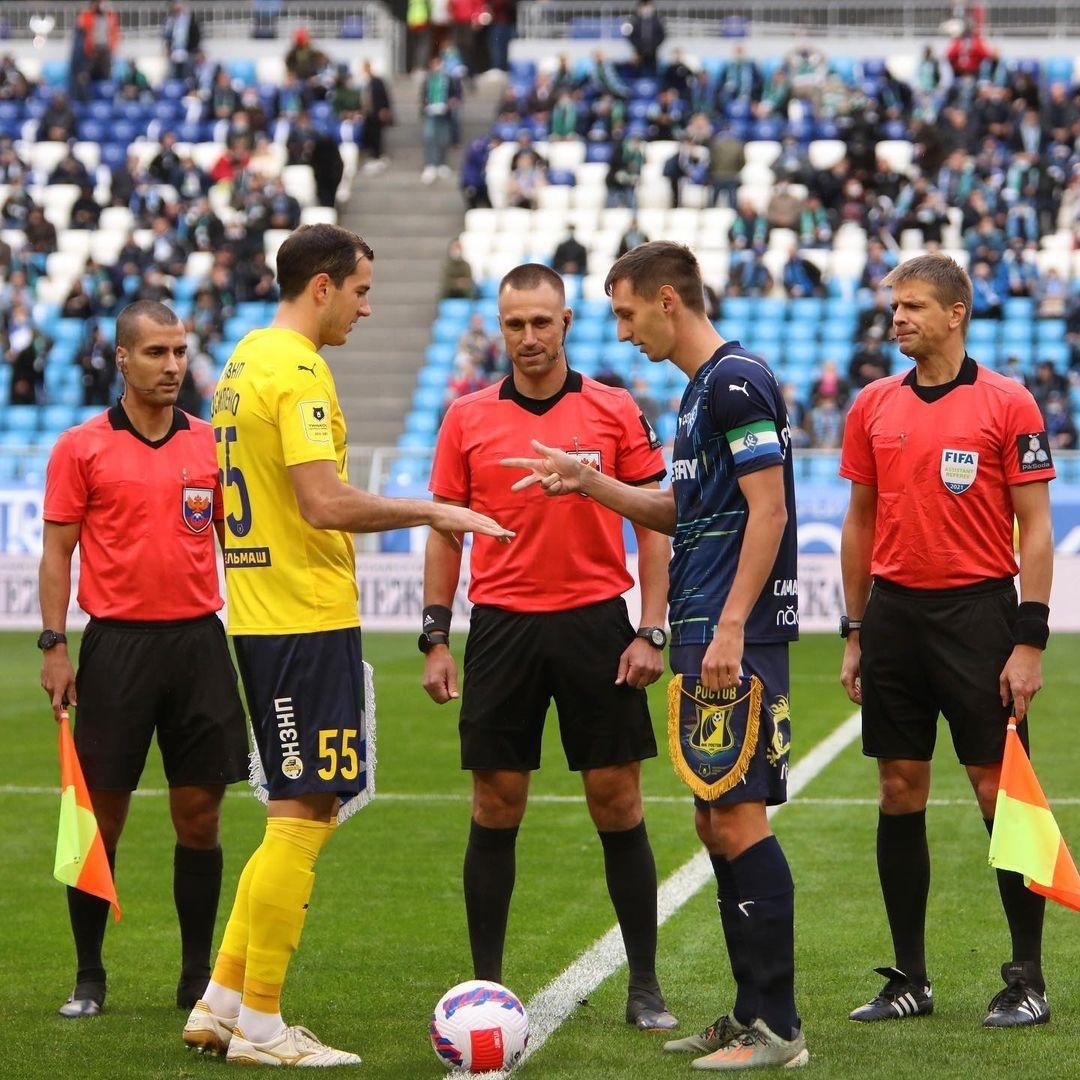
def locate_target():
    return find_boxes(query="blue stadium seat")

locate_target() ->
[1037,343,1069,367]
[577,299,612,321]
[1043,58,1073,85]
[41,405,77,432]
[820,318,856,342]
[397,431,436,451]
[161,78,187,99]
[3,408,39,435]
[432,318,467,344]
[789,298,823,322]
[585,141,614,164]
[42,60,69,86]
[1004,297,1035,320]
[967,320,998,346]
[1001,321,1033,346]
[227,59,257,85]
[439,298,473,320]
[569,319,604,343]
[548,169,576,186]
[570,343,602,368]
[508,59,537,82]
[829,57,857,82]
[53,320,86,347]
[721,297,752,321]
[99,142,127,169]
[1036,319,1066,343]
[754,298,788,323]
[785,342,820,366]
[412,386,443,413]
[92,80,118,101]
[719,320,749,342]
[78,119,108,143]
[632,78,659,99]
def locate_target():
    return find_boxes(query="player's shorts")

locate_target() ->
[74,613,248,791]
[233,626,367,801]
[670,642,791,808]
[860,576,1026,765]
[459,597,658,772]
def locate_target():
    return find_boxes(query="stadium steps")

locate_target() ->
[336,73,506,447]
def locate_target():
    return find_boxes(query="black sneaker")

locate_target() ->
[626,988,679,1031]
[983,962,1049,1028]
[58,980,106,1019]
[849,966,933,1022]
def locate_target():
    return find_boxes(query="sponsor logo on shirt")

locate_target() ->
[181,485,214,533]
[940,448,979,494]
[672,458,698,481]
[275,696,304,779]
[1017,431,1053,473]
[224,547,272,567]
[298,399,332,443]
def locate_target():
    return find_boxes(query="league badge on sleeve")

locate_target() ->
[1017,432,1053,473]
[667,673,762,801]
[940,448,979,494]
[182,486,214,533]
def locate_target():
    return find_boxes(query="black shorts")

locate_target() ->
[234,627,370,801]
[74,613,248,791]
[860,576,1026,765]
[459,598,657,772]
[670,642,791,808]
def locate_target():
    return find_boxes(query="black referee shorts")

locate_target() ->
[860,576,1027,765]
[459,597,658,772]
[74,613,249,791]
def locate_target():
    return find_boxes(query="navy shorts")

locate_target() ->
[233,627,369,801]
[670,642,791,808]
[75,613,248,792]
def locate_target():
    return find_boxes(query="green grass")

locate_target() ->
[1,632,1077,1078]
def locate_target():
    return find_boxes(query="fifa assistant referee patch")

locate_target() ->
[940,448,979,494]
[667,674,762,800]
[1017,432,1053,473]
[182,485,214,532]
[298,399,332,443]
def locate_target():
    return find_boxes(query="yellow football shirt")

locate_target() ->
[211,327,359,634]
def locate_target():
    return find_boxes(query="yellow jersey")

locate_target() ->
[211,327,359,634]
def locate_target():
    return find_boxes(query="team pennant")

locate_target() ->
[54,710,120,921]
[988,720,1080,912]
[667,673,762,801]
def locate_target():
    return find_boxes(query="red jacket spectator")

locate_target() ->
[945,32,994,77]
[76,3,120,57]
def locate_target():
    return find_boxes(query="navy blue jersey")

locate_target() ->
[668,342,798,646]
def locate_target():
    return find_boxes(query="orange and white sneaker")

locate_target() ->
[226,1024,361,1067]
[182,1000,236,1055]
[691,1018,808,1070]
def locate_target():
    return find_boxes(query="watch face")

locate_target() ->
[650,629,666,647]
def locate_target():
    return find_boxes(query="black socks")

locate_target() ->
[463,820,519,983]
[174,844,224,990]
[984,818,1045,991]
[877,809,930,984]
[68,848,116,986]
[599,821,659,995]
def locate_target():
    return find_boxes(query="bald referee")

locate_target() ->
[39,299,248,1019]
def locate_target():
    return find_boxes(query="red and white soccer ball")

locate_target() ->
[429,980,529,1073]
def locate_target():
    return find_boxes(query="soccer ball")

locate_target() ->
[429,980,529,1072]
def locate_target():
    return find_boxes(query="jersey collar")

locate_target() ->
[902,354,977,403]
[695,340,744,380]
[499,368,583,415]
[108,401,190,449]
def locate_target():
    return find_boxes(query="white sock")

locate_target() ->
[200,980,241,1019]
[238,1004,287,1044]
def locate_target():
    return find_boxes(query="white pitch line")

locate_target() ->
[459,710,864,1080]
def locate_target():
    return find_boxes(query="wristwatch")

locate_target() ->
[418,631,450,654]
[839,616,862,639]
[37,629,68,650]
[636,626,668,649]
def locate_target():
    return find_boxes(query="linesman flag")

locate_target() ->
[988,720,1080,912]
[54,710,120,920]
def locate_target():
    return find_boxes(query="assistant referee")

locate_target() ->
[39,300,248,1018]
[839,253,1056,1029]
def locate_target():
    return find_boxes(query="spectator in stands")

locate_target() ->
[552,226,588,276]
[78,324,116,405]
[137,267,175,303]
[811,357,850,408]
[755,67,792,119]
[38,91,77,142]
[1029,359,1069,415]
[5,302,46,405]
[581,50,629,101]
[848,327,892,389]
[807,390,844,449]
[487,0,516,73]
[429,0,453,59]
[2,176,34,228]
[48,149,90,188]
[550,91,580,141]
[715,44,761,110]
[945,15,996,79]
[797,195,833,248]
[445,354,488,407]
[149,131,184,187]
[440,240,476,300]
[708,125,744,208]
[606,133,645,208]
[859,239,895,294]
[662,137,707,208]
[855,291,892,340]
[119,60,152,102]
[62,280,94,320]
[359,60,393,171]
[24,207,58,259]
[162,1,202,81]
[772,136,811,187]
[616,217,648,257]
[285,28,329,85]
[766,180,804,230]
[647,88,685,141]
[507,150,545,209]
[456,313,499,375]
[76,0,120,82]
[626,0,666,78]
[999,354,1027,386]
[585,93,624,142]
[729,199,769,248]
[407,0,432,74]
[0,137,28,184]
[265,178,302,230]
[782,383,809,449]
[420,54,461,184]
[209,68,240,121]
[782,247,824,298]
[629,374,661,430]
[460,135,493,209]
[70,184,101,230]
[148,215,187,278]
[0,55,30,101]
[726,240,773,297]
[0,235,11,274]
[450,0,484,76]
[1043,391,1077,451]
[970,260,1004,319]
[1041,82,1076,145]
[83,258,118,314]
[1036,268,1068,319]
[785,43,828,104]
[997,239,1040,299]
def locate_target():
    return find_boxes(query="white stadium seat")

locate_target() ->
[58,230,92,257]
[546,141,585,171]
[28,141,69,177]
[537,184,572,210]
[281,164,316,206]
[744,140,782,167]
[300,206,338,225]
[72,141,101,171]
[875,140,914,175]
[807,140,847,171]
[464,208,499,234]
[99,206,135,233]
[185,251,214,280]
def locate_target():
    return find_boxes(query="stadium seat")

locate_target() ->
[3,408,39,435]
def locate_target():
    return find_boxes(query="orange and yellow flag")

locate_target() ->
[988,720,1080,912]
[54,710,120,920]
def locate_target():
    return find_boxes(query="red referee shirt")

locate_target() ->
[43,404,225,620]
[839,357,1055,589]
[430,370,666,612]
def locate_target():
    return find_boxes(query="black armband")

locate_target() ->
[422,604,453,636]
[1014,601,1050,650]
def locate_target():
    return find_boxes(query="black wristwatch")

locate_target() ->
[37,629,68,651]
[418,631,450,654]
[636,626,668,649]
[839,616,862,639]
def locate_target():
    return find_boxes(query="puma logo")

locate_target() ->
[298,363,317,377]
[729,381,750,397]
[737,900,755,917]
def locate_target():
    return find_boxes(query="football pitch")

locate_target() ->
[2,631,1078,1079]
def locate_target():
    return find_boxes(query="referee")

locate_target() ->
[39,300,249,1018]
[422,263,677,1031]
[839,253,1056,1028]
